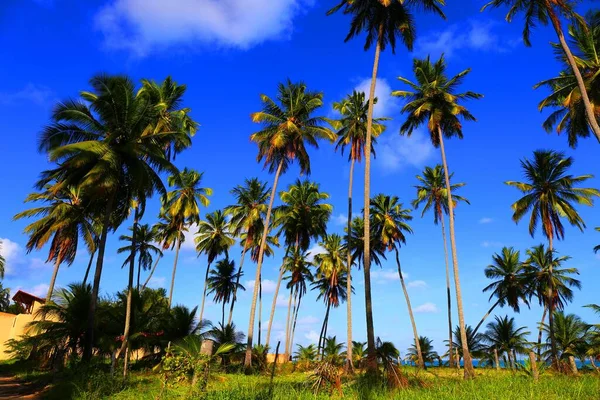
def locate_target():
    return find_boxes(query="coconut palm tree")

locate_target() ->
[313,234,349,356]
[224,178,270,324]
[407,336,439,368]
[14,185,95,302]
[0,283,10,312]
[163,168,212,307]
[482,0,600,143]
[347,216,387,270]
[524,244,581,365]
[370,194,425,369]
[144,214,185,292]
[196,210,235,323]
[412,164,469,366]
[245,80,335,367]
[328,0,445,372]
[481,316,531,369]
[352,341,367,368]
[36,75,196,361]
[0,242,5,280]
[295,343,317,369]
[447,325,486,363]
[333,90,388,370]
[506,150,599,251]
[118,224,163,290]
[207,258,245,326]
[473,247,530,335]
[394,55,482,378]
[534,12,600,148]
[543,311,588,373]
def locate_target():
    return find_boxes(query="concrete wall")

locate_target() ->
[0,301,43,360]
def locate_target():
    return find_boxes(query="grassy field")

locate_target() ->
[4,362,597,400]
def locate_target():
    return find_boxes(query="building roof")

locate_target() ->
[12,290,45,305]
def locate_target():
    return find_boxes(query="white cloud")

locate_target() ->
[306,245,326,262]
[481,241,503,248]
[29,258,49,269]
[414,302,439,313]
[304,330,319,343]
[354,78,398,119]
[377,130,435,173]
[16,283,50,298]
[407,280,427,289]
[275,294,289,308]
[0,84,54,106]
[245,279,278,295]
[181,224,199,251]
[148,276,166,288]
[415,20,519,59]
[371,268,402,284]
[479,217,493,224]
[0,238,23,276]
[332,212,359,226]
[297,315,319,325]
[95,0,313,57]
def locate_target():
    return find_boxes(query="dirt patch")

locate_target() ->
[0,375,48,399]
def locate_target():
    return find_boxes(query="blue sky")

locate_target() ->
[1,0,599,357]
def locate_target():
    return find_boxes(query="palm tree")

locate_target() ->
[37,75,196,361]
[412,164,469,367]
[352,341,367,368]
[347,216,387,271]
[506,150,599,251]
[295,343,317,369]
[328,0,446,372]
[163,168,212,307]
[225,178,270,325]
[524,244,581,365]
[333,91,388,370]
[447,325,486,363]
[534,12,600,148]
[394,55,482,378]
[14,186,95,302]
[207,258,245,326]
[245,80,334,368]
[584,304,600,369]
[543,311,588,373]
[0,242,5,280]
[322,336,346,366]
[118,224,163,290]
[481,316,530,369]
[473,247,529,335]
[370,194,425,369]
[407,337,439,368]
[0,283,10,312]
[482,0,600,143]
[145,214,185,291]
[313,234,348,357]
[207,323,246,366]
[196,210,235,323]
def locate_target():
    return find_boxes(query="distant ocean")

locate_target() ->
[401,359,593,368]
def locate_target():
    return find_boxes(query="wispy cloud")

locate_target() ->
[407,280,427,289]
[377,130,435,174]
[415,20,519,59]
[414,302,439,313]
[304,330,319,343]
[306,245,326,262]
[481,241,503,248]
[479,217,494,224]
[148,276,166,288]
[95,0,313,57]
[371,269,402,284]
[354,78,398,118]
[245,279,278,295]
[0,84,54,106]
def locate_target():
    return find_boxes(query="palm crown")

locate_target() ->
[370,194,413,251]
[164,168,212,228]
[195,210,235,265]
[483,247,529,313]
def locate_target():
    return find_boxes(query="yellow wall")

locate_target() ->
[0,300,43,360]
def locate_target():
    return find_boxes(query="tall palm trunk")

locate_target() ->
[228,242,250,325]
[266,265,285,348]
[120,207,139,377]
[537,305,548,361]
[362,22,384,374]
[136,258,142,291]
[46,258,61,302]
[244,160,284,368]
[394,248,424,369]
[440,216,454,367]
[494,348,500,370]
[289,292,302,357]
[437,127,474,379]
[345,157,355,372]
[550,12,600,142]
[142,256,161,290]
[547,236,559,368]
[284,288,294,360]
[168,238,182,308]
[222,300,226,327]
[473,298,502,335]
[318,302,331,358]
[198,261,212,323]
[83,192,116,362]
[82,250,96,286]
[258,275,263,345]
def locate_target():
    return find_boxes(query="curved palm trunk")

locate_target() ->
[46,258,61,302]
[550,13,600,143]
[589,356,599,372]
[289,292,302,358]
[198,261,212,323]
[82,250,96,286]
[142,256,161,290]
[266,265,285,349]
[258,275,263,345]
[346,157,355,372]
[136,258,142,291]
[472,298,502,336]
[440,216,454,368]
[228,242,249,325]
[318,302,331,358]
[83,192,116,362]
[537,305,548,362]
[438,127,474,379]
[547,236,559,368]
[362,22,384,374]
[222,300,226,327]
[244,160,284,368]
[284,288,294,361]
[168,238,182,308]
[120,207,139,378]
[394,248,424,369]
[494,348,500,370]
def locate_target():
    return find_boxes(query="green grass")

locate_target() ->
[1,361,598,399]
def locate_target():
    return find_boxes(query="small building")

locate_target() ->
[0,291,46,360]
